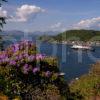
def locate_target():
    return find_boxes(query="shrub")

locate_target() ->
[70,62,100,100]
[0,40,69,99]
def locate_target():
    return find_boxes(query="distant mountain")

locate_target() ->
[0,30,59,50]
[0,30,59,36]
[0,30,24,35]
[0,30,60,41]
[29,31,59,36]
[0,30,25,41]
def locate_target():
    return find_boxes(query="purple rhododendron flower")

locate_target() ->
[32,67,40,73]
[36,54,45,60]
[23,53,28,57]
[45,71,51,77]
[23,64,29,74]
[0,54,6,59]
[19,55,23,59]
[15,56,19,60]
[9,60,16,66]
[0,41,51,76]
[24,64,29,68]
[4,57,9,62]
[14,44,19,52]
[28,55,35,61]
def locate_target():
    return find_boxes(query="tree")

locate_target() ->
[0,0,7,51]
[0,0,7,31]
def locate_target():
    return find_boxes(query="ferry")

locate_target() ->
[58,72,65,76]
[71,45,95,51]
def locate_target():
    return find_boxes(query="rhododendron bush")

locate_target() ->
[0,41,69,99]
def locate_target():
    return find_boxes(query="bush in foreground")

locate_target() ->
[0,40,70,100]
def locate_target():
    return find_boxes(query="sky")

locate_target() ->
[0,0,100,32]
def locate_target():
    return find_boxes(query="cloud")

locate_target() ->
[0,7,7,17]
[8,4,45,22]
[73,17,100,29]
[50,22,67,32]
[51,22,62,29]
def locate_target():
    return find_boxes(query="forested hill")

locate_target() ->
[53,30,100,41]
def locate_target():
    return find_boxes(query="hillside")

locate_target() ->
[39,30,100,42]
[53,30,100,42]
[70,62,100,100]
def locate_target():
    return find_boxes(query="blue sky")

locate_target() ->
[1,0,100,32]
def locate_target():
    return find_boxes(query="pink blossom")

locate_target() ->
[45,71,51,77]
[32,67,40,74]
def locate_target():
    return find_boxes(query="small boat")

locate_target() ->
[75,77,79,80]
[58,72,65,76]
[71,45,95,51]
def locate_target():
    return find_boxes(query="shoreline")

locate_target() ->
[47,41,100,46]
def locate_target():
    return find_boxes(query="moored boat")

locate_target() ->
[71,45,95,51]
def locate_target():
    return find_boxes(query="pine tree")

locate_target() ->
[0,0,7,31]
[0,0,7,50]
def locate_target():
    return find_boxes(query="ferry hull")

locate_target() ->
[71,45,95,51]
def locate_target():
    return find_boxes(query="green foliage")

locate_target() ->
[0,0,7,31]
[42,30,100,42]
[0,0,7,6]
[0,17,6,31]
[39,35,55,42]
[0,0,7,51]
[0,41,70,99]
[25,84,62,100]
[70,62,100,100]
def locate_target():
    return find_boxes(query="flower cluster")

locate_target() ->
[0,41,58,78]
[0,40,68,100]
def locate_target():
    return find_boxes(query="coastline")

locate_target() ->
[48,41,100,46]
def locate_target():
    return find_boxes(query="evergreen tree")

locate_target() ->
[0,0,7,31]
[0,0,7,50]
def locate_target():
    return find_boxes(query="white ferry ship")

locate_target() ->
[71,45,95,51]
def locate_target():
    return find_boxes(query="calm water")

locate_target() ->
[39,42,100,81]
